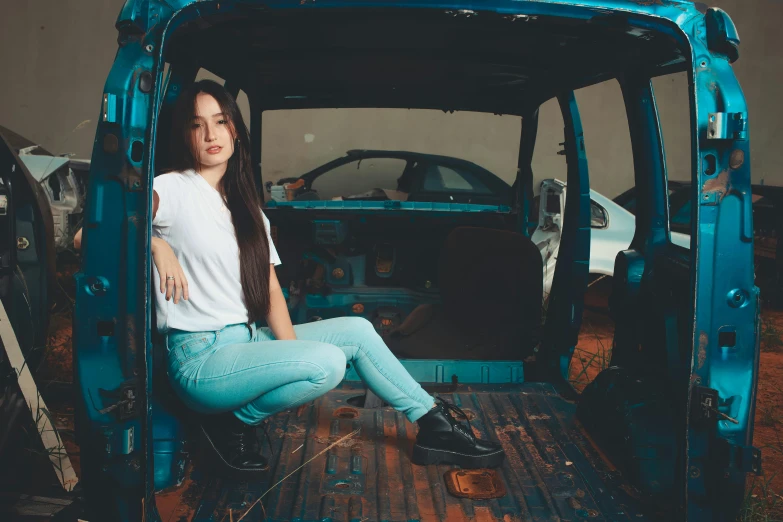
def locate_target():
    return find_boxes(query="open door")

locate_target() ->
[0,133,55,372]
[531,179,566,300]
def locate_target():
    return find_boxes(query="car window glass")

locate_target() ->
[422,165,493,194]
[590,201,607,228]
[311,158,407,200]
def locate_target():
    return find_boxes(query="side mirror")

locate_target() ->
[705,8,740,63]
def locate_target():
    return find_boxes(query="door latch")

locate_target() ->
[692,386,739,427]
[97,379,137,420]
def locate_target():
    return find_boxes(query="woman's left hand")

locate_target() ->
[152,237,189,303]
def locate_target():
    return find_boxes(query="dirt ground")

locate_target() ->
[32,270,783,520]
[750,308,783,518]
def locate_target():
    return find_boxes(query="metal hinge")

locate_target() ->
[707,112,747,140]
[102,425,135,455]
[102,93,118,123]
[715,438,762,475]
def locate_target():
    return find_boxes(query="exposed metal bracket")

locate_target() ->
[102,93,118,123]
[102,426,135,456]
[700,191,720,206]
[707,112,747,140]
[715,438,762,475]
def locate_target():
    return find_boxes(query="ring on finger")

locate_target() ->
[166,276,176,281]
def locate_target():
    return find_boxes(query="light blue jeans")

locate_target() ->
[166,317,435,425]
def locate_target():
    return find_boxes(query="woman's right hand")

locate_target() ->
[152,237,189,303]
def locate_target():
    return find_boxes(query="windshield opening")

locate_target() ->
[259,108,521,207]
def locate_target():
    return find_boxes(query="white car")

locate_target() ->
[532,179,689,296]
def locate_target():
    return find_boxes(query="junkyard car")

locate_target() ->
[0,127,56,372]
[73,1,760,521]
[533,178,691,297]
[0,126,90,253]
[269,149,513,206]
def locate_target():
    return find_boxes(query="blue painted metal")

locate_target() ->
[72,0,757,520]
[344,359,524,383]
[541,91,591,385]
[705,7,740,63]
[686,13,757,518]
[268,200,510,212]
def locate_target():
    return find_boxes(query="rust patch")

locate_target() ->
[333,407,359,419]
[496,424,554,474]
[702,169,730,199]
[473,506,497,522]
[730,149,745,170]
[154,463,205,521]
[126,314,137,359]
[698,331,708,370]
[313,435,361,448]
[103,133,119,154]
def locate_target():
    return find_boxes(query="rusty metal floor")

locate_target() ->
[156,382,663,522]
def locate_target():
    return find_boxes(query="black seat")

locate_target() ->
[437,226,543,356]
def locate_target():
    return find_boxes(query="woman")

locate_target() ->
[149,80,504,479]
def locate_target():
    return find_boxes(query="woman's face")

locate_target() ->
[190,93,235,170]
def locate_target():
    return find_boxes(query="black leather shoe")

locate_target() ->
[200,413,269,480]
[412,399,505,468]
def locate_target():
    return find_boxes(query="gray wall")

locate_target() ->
[1,0,781,198]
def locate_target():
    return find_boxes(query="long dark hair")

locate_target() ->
[169,79,271,322]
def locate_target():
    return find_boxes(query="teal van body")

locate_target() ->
[72,1,758,520]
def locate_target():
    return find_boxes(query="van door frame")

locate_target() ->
[539,91,591,392]
[685,27,760,520]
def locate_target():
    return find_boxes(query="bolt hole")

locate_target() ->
[704,154,717,176]
[700,61,707,67]
[131,140,144,163]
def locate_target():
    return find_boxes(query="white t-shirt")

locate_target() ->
[152,170,281,333]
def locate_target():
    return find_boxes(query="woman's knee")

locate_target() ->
[329,316,378,338]
[311,343,348,388]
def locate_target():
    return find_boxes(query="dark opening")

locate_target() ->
[719,330,736,347]
[131,140,144,163]
[48,174,62,201]
[704,154,717,176]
